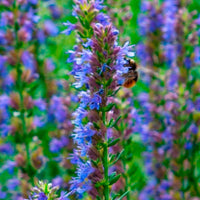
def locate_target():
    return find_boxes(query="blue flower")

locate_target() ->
[194,46,200,64]
[48,4,62,20]
[52,176,63,187]
[77,161,94,182]
[136,43,150,66]
[96,13,110,26]
[189,124,198,135]
[0,124,11,137]
[62,21,76,35]
[195,98,200,111]
[59,191,70,200]
[141,1,151,12]
[50,138,64,153]
[89,94,102,110]
[162,0,177,42]
[73,107,88,126]
[38,192,47,200]
[7,178,20,190]
[69,161,94,196]
[185,141,192,150]
[2,160,16,174]
[28,0,38,5]
[0,94,10,107]
[94,0,105,10]
[184,57,191,69]
[83,39,93,48]
[74,122,95,145]
[73,71,89,88]
[0,186,6,199]
[76,50,92,65]
[0,143,14,155]
[37,29,46,44]
[167,66,179,90]
[45,59,55,72]
[44,20,59,36]
[48,96,67,123]
[79,91,91,108]
[119,41,135,57]
[164,44,177,66]
[33,116,46,128]
[34,99,46,111]
[21,51,36,72]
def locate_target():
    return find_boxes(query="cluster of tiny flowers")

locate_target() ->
[137,0,200,199]
[63,0,134,199]
[26,181,69,200]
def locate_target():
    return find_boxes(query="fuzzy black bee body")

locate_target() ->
[122,58,138,88]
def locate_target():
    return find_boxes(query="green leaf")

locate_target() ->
[108,138,120,147]
[109,174,121,185]
[111,116,121,128]
[107,118,114,127]
[111,149,125,166]
[109,87,121,97]
[95,180,106,187]
[103,103,116,112]
[109,154,116,163]
[109,172,117,179]
[97,196,101,200]
[111,194,119,200]
[91,159,99,168]
[117,191,130,200]
[105,78,113,87]
[93,122,100,130]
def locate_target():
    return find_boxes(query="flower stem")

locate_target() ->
[102,107,109,200]
[13,1,32,182]
[103,141,109,200]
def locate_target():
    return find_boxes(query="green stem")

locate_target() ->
[122,156,130,200]
[13,2,32,181]
[122,137,130,200]
[102,107,109,200]
[103,141,109,200]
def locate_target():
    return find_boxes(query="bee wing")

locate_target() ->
[122,71,138,79]
[138,67,164,81]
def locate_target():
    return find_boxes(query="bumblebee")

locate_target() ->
[122,58,163,88]
[122,58,138,88]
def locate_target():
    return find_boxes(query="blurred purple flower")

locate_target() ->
[7,178,20,190]
[62,22,76,35]
[33,116,46,128]
[0,143,14,155]
[34,99,47,111]
[0,186,6,199]
[38,192,47,200]
[48,96,67,123]
[44,20,59,36]
[21,51,36,72]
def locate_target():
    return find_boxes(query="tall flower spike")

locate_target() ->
[0,0,70,198]
[137,0,200,199]
[65,0,134,199]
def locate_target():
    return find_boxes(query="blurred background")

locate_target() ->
[0,0,200,199]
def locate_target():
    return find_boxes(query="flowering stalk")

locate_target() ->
[63,0,134,199]
[137,0,200,199]
[0,0,66,198]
